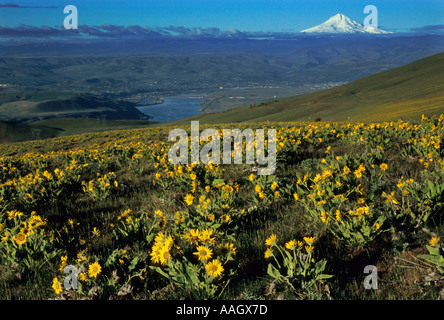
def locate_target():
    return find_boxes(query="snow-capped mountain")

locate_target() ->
[301,13,392,34]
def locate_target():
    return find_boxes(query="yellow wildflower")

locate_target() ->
[52,278,63,295]
[265,234,277,246]
[88,261,102,278]
[303,236,317,245]
[93,227,100,237]
[335,210,341,221]
[7,210,23,220]
[205,259,224,278]
[183,229,200,245]
[429,237,440,247]
[199,229,215,245]
[158,246,171,265]
[221,214,230,223]
[321,211,329,223]
[285,239,297,250]
[194,245,213,262]
[270,181,278,191]
[14,232,27,246]
[59,255,68,272]
[184,194,194,206]
[264,247,273,259]
[219,243,237,258]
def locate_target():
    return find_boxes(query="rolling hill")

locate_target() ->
[0,118,154,143]
[171,52,444,125]
[0,92,146,122]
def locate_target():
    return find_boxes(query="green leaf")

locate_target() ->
[128,256,141,272]
[104,249,120,267]
[418,254,444,266]
[267,263,282,281]
[316,274,334,280]
[427,180,435,195]
[426,245,440,256]
[146,233,154,243]
[212,179,225,187]
[149,265,170,279]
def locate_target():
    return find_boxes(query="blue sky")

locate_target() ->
[0,0,443,32]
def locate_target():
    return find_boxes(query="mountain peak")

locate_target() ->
[301,13,392,34]
[331,13,347,20]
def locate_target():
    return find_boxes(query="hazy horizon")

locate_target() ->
[0,0,443,35]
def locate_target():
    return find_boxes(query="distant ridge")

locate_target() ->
[301,13,392,34]
[172,52,444,124]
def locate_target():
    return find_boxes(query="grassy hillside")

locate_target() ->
[0,91,146,123]
[0,116,443,300]
[171,52,444,125]
[0,118,154,143]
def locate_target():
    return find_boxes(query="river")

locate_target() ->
[136,94,206,123]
